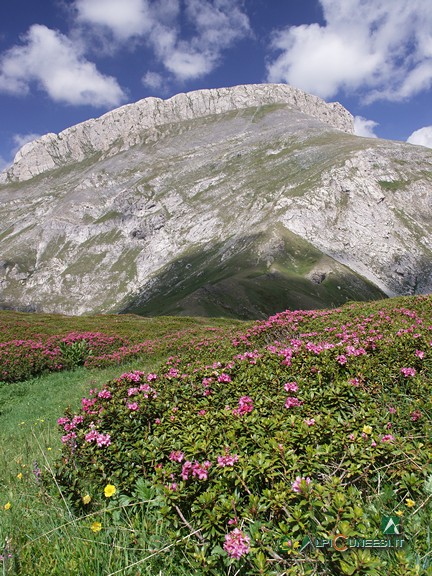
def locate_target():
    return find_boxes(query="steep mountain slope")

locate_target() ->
[0,84,431,318]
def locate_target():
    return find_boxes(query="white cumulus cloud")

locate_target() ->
[353,116,378,138]
[407,126,432,148]
[75,0,250,82]
[75,0,154,40]
[266,0,432,102]
[0,24,126,107]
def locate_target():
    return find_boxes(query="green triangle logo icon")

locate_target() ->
[381,516,401,535]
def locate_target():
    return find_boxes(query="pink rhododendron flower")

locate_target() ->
[284,381,298,392]
[348,433,355,441]
[181,461,193,480]
[85,430,98,442]
[337,355,347,365]
[381,434,395,443]
[169,451,185,462]
[61,432,77,444]
[232,396,254,416]
[147,373,157,381]
[400,367,416,377]
[410,410,422,421]
[181,460,211,481]
[127,402,139,411]
[96,433,111,447]
[81,397,97,412]
[291,476,311,493]
[218,373,232,383]
[127,387,139,396]
[284,397,303,409]
[304,418,315,426]
[223,528,250,559]
[415,350,425,359]
[98,389,112,399]
[217,449,239,467]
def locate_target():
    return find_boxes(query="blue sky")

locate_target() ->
[1,0,432,170]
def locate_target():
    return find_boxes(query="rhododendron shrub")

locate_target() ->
[54,297,432,574]
[0,332,128,382]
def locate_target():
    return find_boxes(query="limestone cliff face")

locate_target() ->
[0,84,431,318]
[0,84,353,183]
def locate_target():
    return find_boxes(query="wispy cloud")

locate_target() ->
[407,126,432,148]
[142,70,168,92]
[75,0,251,82]
[12,133,42,153]
[0,24,126,107]
[353,116,378,138]
[266,0,432,102]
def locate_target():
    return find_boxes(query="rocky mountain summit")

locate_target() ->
[0,84,353,184]
[0,83,431,318]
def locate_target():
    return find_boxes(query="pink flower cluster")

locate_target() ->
[223,528,250,559]
[291,476,312,493]
[232,396,254,416]
[285,397,303,409]
[218,373,232,383]
[304,418,315,426]
[410,410,422,421]
[181,460,212,481]
[85,429,112,447]
[400,367,416,377]
[169,451,185,462]
[217,449,239,467]
[284,381,298,392]
[127,402,139,411]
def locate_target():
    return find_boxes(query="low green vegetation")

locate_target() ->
[378,180,409,191]
[1,296,431,575]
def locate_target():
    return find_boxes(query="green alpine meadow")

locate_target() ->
[1,295,431,575]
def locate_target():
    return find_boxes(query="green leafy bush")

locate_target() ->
[54,298,432,575]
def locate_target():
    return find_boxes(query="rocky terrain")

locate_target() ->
[0,83,431,318]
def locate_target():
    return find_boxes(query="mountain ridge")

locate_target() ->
[0,84,353,183]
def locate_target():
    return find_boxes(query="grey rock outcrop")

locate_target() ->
[0,84,353,184]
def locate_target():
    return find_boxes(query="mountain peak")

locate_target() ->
[1,84,354,183]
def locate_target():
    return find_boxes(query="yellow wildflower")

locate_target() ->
[104,484,116,498]
[82,494,91,505]
[90,521,102,533]
[17,473,23,480]
[362,425,372,435]
[395,510,404,517]
[4,502,11,510]
[47,447,52,451]
[406,499,415,508]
